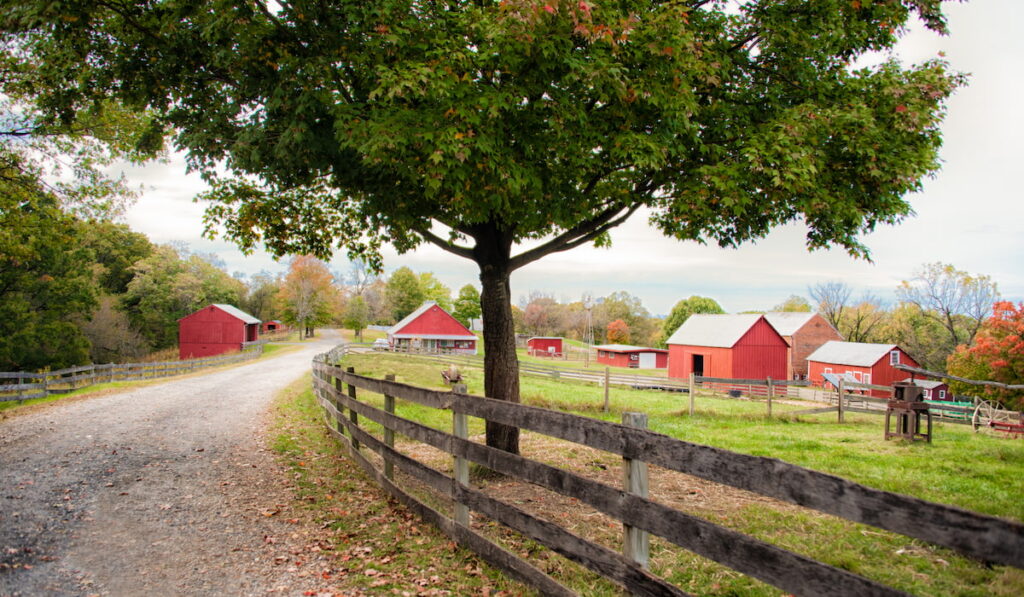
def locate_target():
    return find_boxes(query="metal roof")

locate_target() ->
[593,344,668,353]
[900,377,947,389]
[212,304,261,324]
[387,301,475,340]
[388,301,438,335]
[807,341,899,367]
[763,312,818,336]
[666,313,765,348]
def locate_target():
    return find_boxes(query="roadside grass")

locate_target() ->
[338,329,387,343]
[268,375,530,596]
[515,349,666,377]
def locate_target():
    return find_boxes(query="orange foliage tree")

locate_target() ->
[947,302,1024,410]
[277,256,338,339]
[606,319,630,344]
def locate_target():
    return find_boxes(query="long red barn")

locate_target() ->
[807,341,920,398]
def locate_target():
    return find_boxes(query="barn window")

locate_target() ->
[939,390,947,399]
[923,389,931,398]
[863,373,871,385]
[890,350,900,365]
[824,367,832,375]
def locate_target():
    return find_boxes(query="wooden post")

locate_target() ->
[688,373,695,416]
[452,383,470,526]
[622,412,649,569]
[347,366,360,450]
[384,374,396,480]
[333,370,346,439]
[837,378,845,423]
[603,367,611,413]
[766,377,774,419]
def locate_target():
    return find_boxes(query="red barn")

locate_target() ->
[262,320,286,333]
[764,312,844,380]
[666,314,788,380]
[807,342,920,398]
[593,344,669,369]
[388,302,477,354]
[527,337,564,357]
[901,378,952,401]
[179,304,261,360]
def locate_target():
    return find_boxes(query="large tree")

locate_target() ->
[661,296,725,344]
[278,255,337,338]
[6,1,963,453]
[947,302,1024,410]
[896,262,999,351]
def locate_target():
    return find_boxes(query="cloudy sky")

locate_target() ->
[120,1,1023,317]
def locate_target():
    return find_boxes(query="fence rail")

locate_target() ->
[0,346,264,403]
[312,346,1024,596]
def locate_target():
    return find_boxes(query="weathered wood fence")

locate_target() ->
[0,345,264,403]
[312,347,1024,596]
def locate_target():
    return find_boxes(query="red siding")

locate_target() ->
[597,348,668,369]
[668,345,733,379]
[395,305,473,337]
[596,351,632,368]
[808,348,920,398]
[179,305,257,359]
[527,338,564,356]
[732,319,788,380]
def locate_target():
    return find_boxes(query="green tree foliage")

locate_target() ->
[596,291,657,345]
[418,272,452,311]
[243,271,281,323]
[882,302,949,372]
[9,1,963,452]
[606,319,630,344]
[79,221,154,295]
[947,302,1024,410]
[122,245,244,349]
[342,295,370,341]
[0,188,95,370]
[386,266,426,322]
[661,296,725,344]
[773,295,812,313]
[453,284,482,328]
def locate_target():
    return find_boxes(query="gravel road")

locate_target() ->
[1,332,340,596]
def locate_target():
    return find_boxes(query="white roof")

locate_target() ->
[900,377,946,390]
[387,301,476,341]
[666,313,765,348]
[593,344,667,353]
[763,312,818,336]
[807,341,899,367]
[212,304,260,324]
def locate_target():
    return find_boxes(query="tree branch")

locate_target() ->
[508,202,642,272]
[417,226,475,260]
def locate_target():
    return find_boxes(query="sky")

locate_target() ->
[119,1,1023,317]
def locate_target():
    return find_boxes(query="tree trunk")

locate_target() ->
[478,261,520,455]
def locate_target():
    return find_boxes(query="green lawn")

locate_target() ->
[286,352,1024,596]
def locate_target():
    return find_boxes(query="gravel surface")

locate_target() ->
[1,333,341,597]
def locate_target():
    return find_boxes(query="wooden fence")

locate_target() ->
[0,345,264,403]
[312,347,1024,596]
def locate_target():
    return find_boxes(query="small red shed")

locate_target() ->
[764,312,844,380]
[593,344,669,369]
[807,342,920,398]
[262,320,286,333]
[901,378,952,401]
[527,337,564,357]
[179,304,261,360]
[387,301,477,354]
[666,314,788,380]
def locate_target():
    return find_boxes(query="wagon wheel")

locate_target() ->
[972,399,1001,432]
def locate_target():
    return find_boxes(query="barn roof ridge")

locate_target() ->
[806,341,903,367]
[666,313,771,348]
[388,301,474,339]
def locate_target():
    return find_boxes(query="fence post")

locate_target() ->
[384,374,396,480]
[332,368,346,439]
[347,366,360,450]
[688,373,695,415]
[622,412,649,569]
[603,367,611,413]
[452,383,470,526]
[838,379,846,423]
[766,377,773,419]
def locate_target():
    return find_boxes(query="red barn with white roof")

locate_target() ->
[593,344,669,369]
[527,337,564,357]
[666,314,788,380]
[179,304,260,359]
[387,302,477,354]
[807,341,920,398]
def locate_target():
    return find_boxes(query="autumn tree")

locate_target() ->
[11,1,963,454]
[947,302,1024,410]
[662,296,725,345]
[773,295,812,313]
[278,256,336,338]
[897,262,1000,351]
[808,281,854,333]
[606,319,631,344]
[453,284,482,328]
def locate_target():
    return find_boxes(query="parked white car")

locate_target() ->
[372,338,391,351]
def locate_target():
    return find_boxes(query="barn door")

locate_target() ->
[638,352,657,369]
[692,354,705,376]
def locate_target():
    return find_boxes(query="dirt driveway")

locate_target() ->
[1,333,339,596]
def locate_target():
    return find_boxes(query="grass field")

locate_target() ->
[282,351,1024,595]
